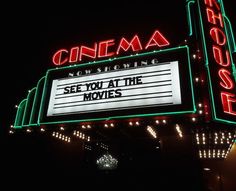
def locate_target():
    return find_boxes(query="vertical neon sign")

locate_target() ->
[198,0,236,123]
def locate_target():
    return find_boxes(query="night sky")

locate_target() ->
[1,0,236,189]
[2,1,188,131]
[2,1,235,130]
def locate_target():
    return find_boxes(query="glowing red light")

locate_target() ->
[116,35,143,54]
[52,30,170,66]
[79,43,97,61]
[218,69,235,89]
[98,39,115,58]
[221,92,236,115]
[204,0,220,10]
[203,0,236,118]
[145,30,170,49]
[206,8,223,27]
[52,49,69,66]
[213,45,230,67]
[210,27,226,46]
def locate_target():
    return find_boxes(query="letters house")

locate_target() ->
[10,0,235,186]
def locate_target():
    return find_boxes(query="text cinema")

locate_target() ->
[52,30,170,66]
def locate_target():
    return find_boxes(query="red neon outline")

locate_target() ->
[98,39,115,58]
[206,8,223,28]
[52,30,171,66]
[204,0,220,10]
[218,69,235,89]
[116,35,143,55]
[210,27,226,46]
[145,30,170,49]
[52,49,69,66]
[69,47,79,63]
[79,43,97,61]
[213,45,230,67]
[221,92,236,116]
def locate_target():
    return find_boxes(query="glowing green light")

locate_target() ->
[38,46,196,125]
[196,0,236,124]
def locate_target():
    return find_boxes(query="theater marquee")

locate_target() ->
[47,61,181,116]
[12,0,236,130]
[39,46,195,124]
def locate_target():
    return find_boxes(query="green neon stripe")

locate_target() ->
[22,124,38,128]
[19,99,27,127]
[13,99,27,129]
[14,107,21,128]
[40,110,195,125]
[21,98,29,127]
[38,46,196,125]
[197,0,217,117]
[219,1,236,82]
[197,0,209,65]
[27,124,38,127]
[38,76,48,124]
[216,1,236,124]
[29,77,45,126]
[223,16,236,52]
[186,46,197,112]
[22,88,36,126]
[222,18,236,87]
[214,117,236,125]
[197,0,220,121]
[186,1,195,36]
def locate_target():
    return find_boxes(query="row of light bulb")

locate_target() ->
[73,130,90,142]
[52,131,71,143]
[195,132,234,145]
[175,124,183,138]
[199,149,226,159]
[147,126,157,138]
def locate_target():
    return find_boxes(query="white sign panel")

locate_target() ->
[47,61,181,116]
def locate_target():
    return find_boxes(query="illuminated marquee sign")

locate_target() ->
[47,62,181,116]
[52,30,170,66]
[198,0,236,123]
[39,46,195,124]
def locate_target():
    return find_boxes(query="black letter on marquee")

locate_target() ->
[108,80,115,88]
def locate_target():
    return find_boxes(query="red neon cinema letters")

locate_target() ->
[52,30,170,66]
[203,0,236,116]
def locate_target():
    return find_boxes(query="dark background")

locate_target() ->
[1,1,235,130]
[1,0,235,189]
